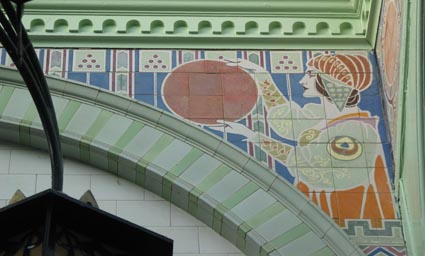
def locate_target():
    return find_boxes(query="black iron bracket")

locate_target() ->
[0,0,63,191]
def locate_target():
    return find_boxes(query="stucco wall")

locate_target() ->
[0,139,243,256]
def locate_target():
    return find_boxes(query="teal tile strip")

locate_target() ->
[21,103,38,125]
[80,110,113,162]
[197,164,232,192]
[269,223,310,251]
[20,102,38,145]
[142,134,174,163]
[222,182,259,209]
[187,164,232,214]
[58,101,81,132]
[108,121,144,171]
[213,182,259,233]
[0,86,14,116]
[162,148,204,199]
[235,202,287,249]
[246,202,286,229]
[311,246,335,256]
[82,110,113,141]
[259,224,312,256]
[18,106,35,145]
[113,121,145,153]
[169,148,204,177]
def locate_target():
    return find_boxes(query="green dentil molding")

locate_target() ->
[27,0,361,14]
[21,0,381,49]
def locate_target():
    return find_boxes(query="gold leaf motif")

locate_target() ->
[299,129,321,146]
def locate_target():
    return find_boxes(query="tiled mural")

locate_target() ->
[0,48,406,255]
[376,0,403,148]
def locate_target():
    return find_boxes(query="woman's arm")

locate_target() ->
[212,120,292,164]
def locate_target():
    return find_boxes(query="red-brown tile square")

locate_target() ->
[189,96,224,121]
[223,95,258,119]
[163,96,189,117]
[162,73,189,96]
[189,73,223,96]
[204,60,242,73]
[222,73,258,96]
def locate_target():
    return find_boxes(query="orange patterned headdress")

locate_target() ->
[307,54,372,92]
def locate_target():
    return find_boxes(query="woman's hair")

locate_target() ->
[307,54,372,108]
[315,74,360,107]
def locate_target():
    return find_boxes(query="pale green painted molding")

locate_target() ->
[0,66,364,256]
[396,0,425,255]
[26,0,362,14]
[20,0,381,49]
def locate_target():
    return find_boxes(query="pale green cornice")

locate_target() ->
[22,0,382,49]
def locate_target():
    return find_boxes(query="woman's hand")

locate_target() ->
[209,120,256,140]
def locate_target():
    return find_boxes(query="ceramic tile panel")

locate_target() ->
[229,189,276,222]
[63,103,101,139]
[2,88,33,121]
[179,155,221,185]
[0,48,404,254]
[93,114,133,146]
[276,232,325,256]
[151,139,194,171]
[123,125,164,159]
[254,209,302,242]
[206,172,250,203]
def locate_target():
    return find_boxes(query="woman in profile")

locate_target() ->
[219,54,396,227]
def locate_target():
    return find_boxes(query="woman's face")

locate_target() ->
[299,70,318,98]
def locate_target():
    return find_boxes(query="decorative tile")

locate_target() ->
[0,48,403,251]
[270,51,304,73]
[72,50,106,72]
[229,189,276,222]
[277,232,325,256]
[206,172,250,203]
[139,50,172,72]
[204,51,237,61]
[360,245,407,256]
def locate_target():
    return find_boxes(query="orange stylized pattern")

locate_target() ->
[307,54,372,92]
[297,155,395,228]
[327,112,370,126]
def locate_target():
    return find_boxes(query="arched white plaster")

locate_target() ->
[0,139,244,255]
